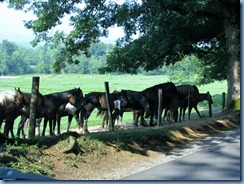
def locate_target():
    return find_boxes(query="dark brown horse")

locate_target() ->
[181,91,213,121]
[142,82,178,126]
[41,88,83,136]
[14,88,47,138]
[177,85,213,121]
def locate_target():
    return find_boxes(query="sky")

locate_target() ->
[0,2,125,45]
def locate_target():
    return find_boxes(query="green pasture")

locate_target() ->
[0,74,227,135]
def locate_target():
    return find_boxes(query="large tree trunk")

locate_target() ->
[224,5,240,107]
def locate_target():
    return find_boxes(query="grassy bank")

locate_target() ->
[0,110,240,179]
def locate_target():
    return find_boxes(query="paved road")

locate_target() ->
[121,128,241,181]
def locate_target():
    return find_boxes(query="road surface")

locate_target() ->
[120,128,240,180]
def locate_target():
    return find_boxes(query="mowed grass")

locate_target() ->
[0,74,227,134]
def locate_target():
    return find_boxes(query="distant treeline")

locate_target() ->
[0,39,205,84]
[0,40,115,75]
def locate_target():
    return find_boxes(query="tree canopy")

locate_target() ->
[6,0,240,105]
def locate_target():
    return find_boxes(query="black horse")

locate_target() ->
[42,88,83,136]
[142,82,178,126]
[14,88,47,138]
[52,102,83,135]
[79,92,105,133]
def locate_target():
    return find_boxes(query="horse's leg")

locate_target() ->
[188,107,192,120]
[10,118,15,138]
[36,118,42,136]
[179,105,183,122]
[132,110,139,127]
[67,114,73,132]
[163,108,168,122]
[53,114,57,134]
[21,118,28,139]
[102,112,108,128]
[74,112,81,129]
[82,111,91,133]
[182,107,187,121]
[149,110,155,126]
[194,106,202,118]
[140,115,148,127]
[55,114,62,134]
[49,116,54,136]
[17,116,26,138]
[173,109,178,123]
[4,119,12,138]
[139,111,147,127]
[42,116,48,136]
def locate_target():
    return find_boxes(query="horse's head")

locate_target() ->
[36,90,47,115]
[68,88,84,108]
[14,88,30,114]
[206,91,213,104]
[14,87,25,106]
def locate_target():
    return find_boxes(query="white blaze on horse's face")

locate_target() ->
[114,100,121,110]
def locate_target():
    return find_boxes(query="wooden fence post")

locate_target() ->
[222,92,226,111]
[208,91,212,117]
[157,89,162,126]
[104,82,114,131]
[28,76,39,139]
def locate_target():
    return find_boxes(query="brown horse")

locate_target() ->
[0,88,28,138]
[180,91,213,121]
[177,84,213,121]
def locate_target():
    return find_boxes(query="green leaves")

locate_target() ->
[6,0,239,87]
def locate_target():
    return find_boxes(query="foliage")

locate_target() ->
[0,40,114,75]
[163,55,197,84]
[6,0,239,86]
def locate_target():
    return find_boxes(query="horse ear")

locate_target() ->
[15,87,21,92]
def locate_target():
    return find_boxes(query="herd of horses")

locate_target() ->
[0,82,213,138]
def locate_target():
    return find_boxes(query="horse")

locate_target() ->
[41,88,83,136]
[109,89,150,127]
[180,91,213,121]
[14,88,47,138]
[79,92,105,133]
[162,93,183,123]
[176,85,213,121]
[0,88,28,138]
[142,82,178,126]
[52,102,82,135]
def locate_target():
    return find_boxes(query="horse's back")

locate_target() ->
[0,91,15,105]
[176,85,199,98]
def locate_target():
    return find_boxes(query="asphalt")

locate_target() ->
[120,129,241,181]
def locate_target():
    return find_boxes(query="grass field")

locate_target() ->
[0,74,227,134]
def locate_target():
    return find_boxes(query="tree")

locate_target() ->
[7,0,240,107]
[163,55,198,83]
